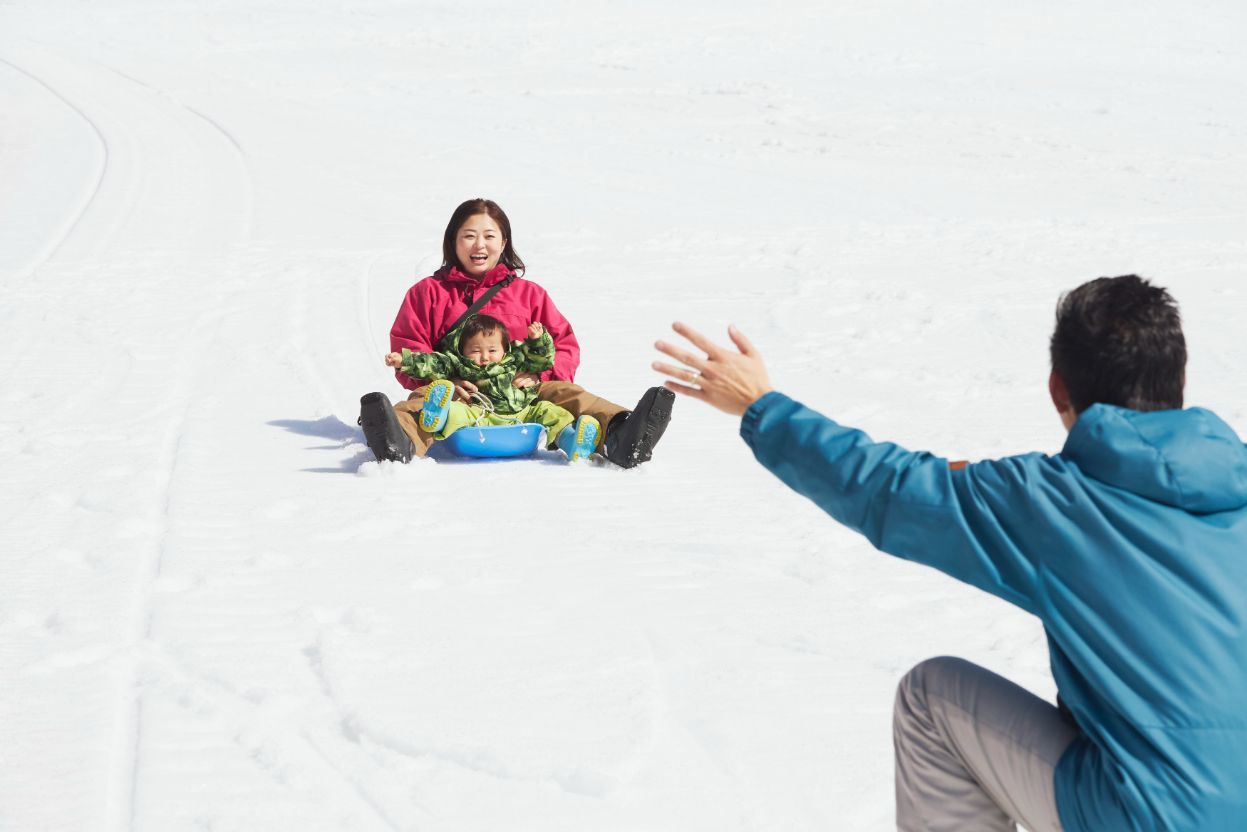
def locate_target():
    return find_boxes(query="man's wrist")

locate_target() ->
[740,390,784,443]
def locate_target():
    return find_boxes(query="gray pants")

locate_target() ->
[893,657,1080,832]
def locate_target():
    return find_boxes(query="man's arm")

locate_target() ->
[741,392,1043,614]
[654,322,1043,614]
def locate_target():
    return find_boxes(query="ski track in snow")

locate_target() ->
[1,43,256,831]
[0,56,109,279]
[2,3,1247,830]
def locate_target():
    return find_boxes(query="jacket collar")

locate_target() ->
[435,263,516,289]
[1062,404,1247,513]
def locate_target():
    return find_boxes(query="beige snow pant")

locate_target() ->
[393,380,628,458]
[893,657,1079,832]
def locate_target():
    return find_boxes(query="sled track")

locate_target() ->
[0,50,257,831]
[0,55,110,279]
[101,62,256,238]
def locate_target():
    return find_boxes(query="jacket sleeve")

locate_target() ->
[389,283,439,390]
[516,332,557,374]
[531,288,580,382]
[740,392,1043,614]
[398,348,459,382]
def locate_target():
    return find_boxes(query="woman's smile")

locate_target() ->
[455,213,506,278]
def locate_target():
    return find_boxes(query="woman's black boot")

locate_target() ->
[604,387,674,468]
[358,392,415,463]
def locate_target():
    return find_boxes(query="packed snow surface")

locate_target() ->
[2,2,1245,829]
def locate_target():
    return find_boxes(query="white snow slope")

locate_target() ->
[2,2,1245,829]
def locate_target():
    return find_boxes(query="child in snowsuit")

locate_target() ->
[383,313,600,460]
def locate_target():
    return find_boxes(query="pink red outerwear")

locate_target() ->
[389,263,581,391]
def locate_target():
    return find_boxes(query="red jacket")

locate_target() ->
[389,263,581,390]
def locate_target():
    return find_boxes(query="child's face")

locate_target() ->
[460,330,507,366]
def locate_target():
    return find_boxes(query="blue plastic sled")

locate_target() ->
[443,423,544,458]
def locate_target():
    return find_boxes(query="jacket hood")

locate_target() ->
[1062,404,1247,513]
[434,263,517,288]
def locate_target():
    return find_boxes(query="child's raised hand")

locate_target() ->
[384,352,403,368]
[527,322,545,339]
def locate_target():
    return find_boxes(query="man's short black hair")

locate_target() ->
[1050,274,1185,414]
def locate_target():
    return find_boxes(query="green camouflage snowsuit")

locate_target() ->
[397,330,575,444]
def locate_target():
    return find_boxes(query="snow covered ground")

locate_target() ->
[2,1,1245,829]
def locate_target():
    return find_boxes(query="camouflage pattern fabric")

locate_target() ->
[398,330,556,415]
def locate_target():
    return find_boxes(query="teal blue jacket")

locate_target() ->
[742,392,1247,831]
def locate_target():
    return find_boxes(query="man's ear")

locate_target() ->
[1049,371,1076,429]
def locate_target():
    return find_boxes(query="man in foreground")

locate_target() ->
[654,275,1247,831]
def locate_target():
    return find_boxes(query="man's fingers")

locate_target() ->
[651,360,686,379]
[727,325,757,357]
[654,340,709,372]
[663,380,709,402]
[671,321,724,359]
[652,361,709,384]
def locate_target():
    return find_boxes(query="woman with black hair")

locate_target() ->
[360,198,673,467]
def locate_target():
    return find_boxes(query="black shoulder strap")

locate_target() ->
[436,273,517,351]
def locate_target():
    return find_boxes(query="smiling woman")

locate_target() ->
[358,198,675,467]
[452,211,512,278]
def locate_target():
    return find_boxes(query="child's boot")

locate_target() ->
[358,392,415,463]
[420,380,455,432]
[557,415,601,462]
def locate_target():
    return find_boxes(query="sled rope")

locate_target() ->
[467,391,521,426]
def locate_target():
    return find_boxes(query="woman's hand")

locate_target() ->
[653,322,773,417]
[527,322,545,339]
[512,372,541,389]
[450,378,479,401]
[384,352,403,368]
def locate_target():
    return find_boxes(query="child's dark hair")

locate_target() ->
[1050,274,1185,414]
[442,198,526,274]
[458,314,509,351]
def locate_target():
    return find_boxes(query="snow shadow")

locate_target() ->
[268,415,372,473]
[268,415,359,443]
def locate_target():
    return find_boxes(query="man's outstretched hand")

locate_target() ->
[653,322,774,417]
